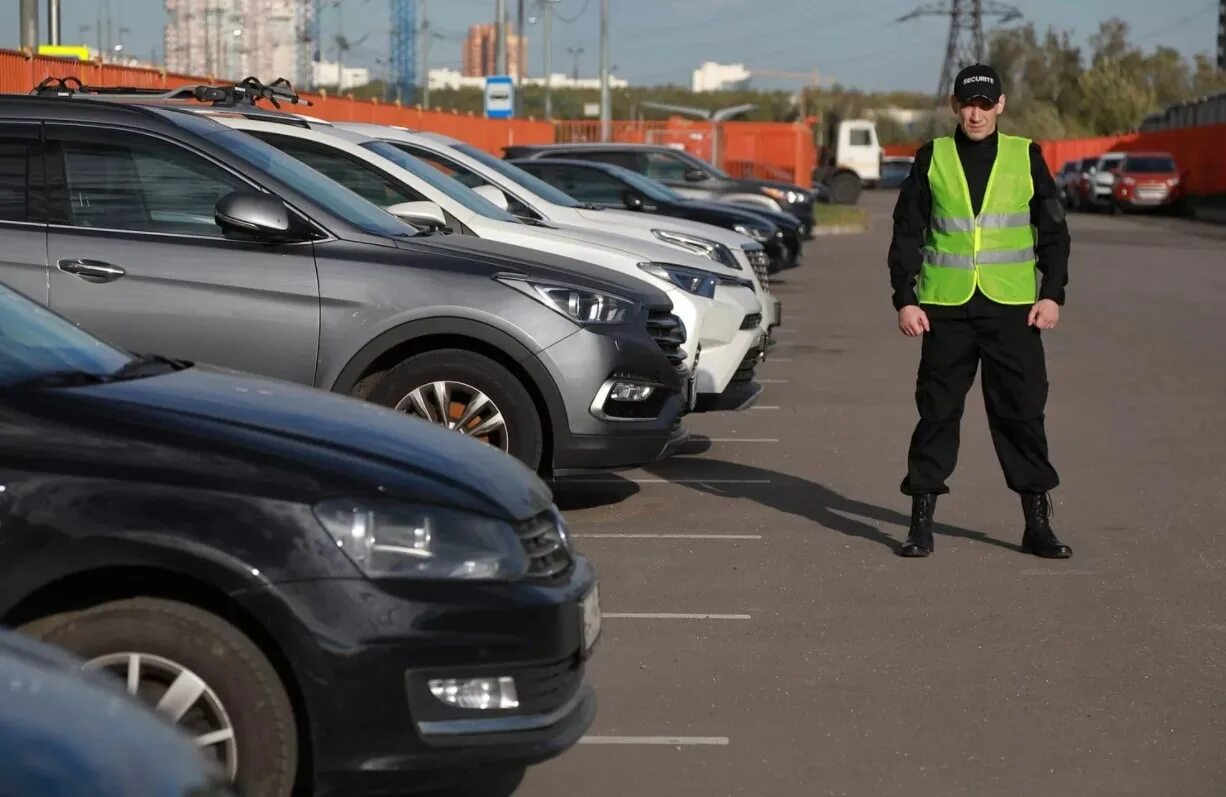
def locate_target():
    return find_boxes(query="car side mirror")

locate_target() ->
[472,184,510,212]
[683,168,707,183]
[215,191,299,242]
[386,200,448,230]
[622,190,644,211]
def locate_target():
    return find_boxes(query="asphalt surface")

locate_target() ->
[524,191,1226,797]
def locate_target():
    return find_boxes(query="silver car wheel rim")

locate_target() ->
[85,652,239,781]
[395,380,509,451]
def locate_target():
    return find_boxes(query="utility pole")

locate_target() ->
[542,0,557,120]
[421,0,431,108]
[599,0,610,141]
[19,0,37,50]
[48,0,62,46]
[567,46,583,81]
[496,0,507,75]
[1217,0,1225,71]
[516,0,525,115]
[898,0,1022,101]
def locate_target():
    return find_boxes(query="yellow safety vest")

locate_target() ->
[919,133,1038,305]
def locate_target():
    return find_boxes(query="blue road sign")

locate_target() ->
[485,75,515,119]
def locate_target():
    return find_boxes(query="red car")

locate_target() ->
[1111,152,1183,211]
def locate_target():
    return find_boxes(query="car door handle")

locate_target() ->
[57,259,127,283]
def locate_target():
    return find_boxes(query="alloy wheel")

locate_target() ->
[395,380,510,451]
[85,652,239,781]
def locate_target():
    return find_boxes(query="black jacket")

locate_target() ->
[887,127,1071,312]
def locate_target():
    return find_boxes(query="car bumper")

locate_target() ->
[693,286,762,397]
[530,320,688,473]
[235,557,600,796]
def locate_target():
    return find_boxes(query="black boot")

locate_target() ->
[1020,493,1072,558]
[898,493,937,557]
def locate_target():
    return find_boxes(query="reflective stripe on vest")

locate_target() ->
[918,134,1038,306]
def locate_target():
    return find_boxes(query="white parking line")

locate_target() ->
[751,405,780,410]
[580,736,730,746]
[757,378,790,384]
[603,613,752,620]
[766,357,793,363]
[577,533,762,540]
[561,478,772,485]
[706,437,778,442]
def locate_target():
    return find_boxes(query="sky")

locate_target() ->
[4,0,1222,93]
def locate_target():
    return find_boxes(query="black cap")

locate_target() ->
[953,64,1002,104]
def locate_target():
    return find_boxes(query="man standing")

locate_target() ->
[887,64,1072,559]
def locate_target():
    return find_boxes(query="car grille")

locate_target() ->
[646,311,687,370]
[743,246,771,291]
[740,313,762,331]
[516,655,585,713]
[732,341,763,383]
[516,511,573,579]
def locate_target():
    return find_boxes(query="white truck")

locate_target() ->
[812,115,883,205]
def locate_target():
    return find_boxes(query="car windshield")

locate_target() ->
[0,284,133,388]
[205,129,415,238]
[612,167,683,203]
[451,144,582,208]
[1125,156,1176,173]
[668,148,729,179]
[364,141,521,222]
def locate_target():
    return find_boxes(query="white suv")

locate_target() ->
[210,114,765,411]
[337,124,782,334]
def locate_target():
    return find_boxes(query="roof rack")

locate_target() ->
[30,76,314,109]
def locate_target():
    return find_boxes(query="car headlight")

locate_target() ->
[496,276,637,325]
[763,187,805,205]
[733,223,771,242]
[314,498,529,580]
[638,262,719,299]
[651,229,741,269]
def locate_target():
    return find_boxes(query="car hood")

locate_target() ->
[4,367,554,522]
[739,177,812,197]
[538,223,747,278]
[393,232,672,311]
[573,207,762,247]
[672,199,798,229]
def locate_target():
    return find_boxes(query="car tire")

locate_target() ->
[20,598,297,797]
[828,172,861,205]
[369,349,544,472]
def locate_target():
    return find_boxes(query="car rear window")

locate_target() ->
[1124,156,1176,173]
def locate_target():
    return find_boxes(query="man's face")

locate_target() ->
[951,94,1006,140]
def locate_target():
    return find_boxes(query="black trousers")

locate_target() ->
[901,299,1060,496]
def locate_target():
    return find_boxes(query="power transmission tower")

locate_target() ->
[898,0,1022,100]
[1217,0,1224,71]
[390,0,417,104]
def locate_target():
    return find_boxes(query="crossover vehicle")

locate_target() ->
[0,91,691,474]
[0,629,234,797]
[508,156,803,272]
[1088,152,1127,210]
[503,142,817,237]
[877,156,915,189]
[0,281,601,797]
[197,114,764,411]
[1108,152,1182,212]
[333,124,783,331]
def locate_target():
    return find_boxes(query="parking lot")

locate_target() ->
[526,190,1226,797]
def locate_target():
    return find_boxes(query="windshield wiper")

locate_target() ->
[5,370,107,390]
[106,354,189,382]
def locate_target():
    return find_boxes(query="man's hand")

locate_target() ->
[1028,299,1060,330]
[898,305,930,337]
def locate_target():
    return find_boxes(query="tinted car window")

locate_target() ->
[360,141,521,222]
[566,150,640,171]
[252,133,424,208]
[541,165,627,205]
[609,167,681,203]
[452,143,583,208]
[53,128,245,236]
[0,282,132,387]
[0,126,39,223]
[1124,156,1176,173]
[644,152,690,181]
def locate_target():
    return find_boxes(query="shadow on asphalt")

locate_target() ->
[553,443,1020,554]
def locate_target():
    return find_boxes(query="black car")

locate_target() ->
[0,629,235,797]
[504,143,817,238]
[0,283,599,797]
[510,157,803,272]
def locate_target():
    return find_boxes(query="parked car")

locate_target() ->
[1088,152,1127,210]
[0,628,235,797]
[336,125,783,331]
[1058,156,1101,209]
[193,113,763,412]
[0,281,600,797]
[1109,152,1183,212]
[503,143,817,237]
[876,156,914,189]
[0,91,692,474]
[1055,158,1083,203]
[507,156,803,272]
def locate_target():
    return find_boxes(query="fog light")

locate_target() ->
[428,677,519,710]
[609,382,655,402]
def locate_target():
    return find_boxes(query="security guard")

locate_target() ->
[887,64,1072,559]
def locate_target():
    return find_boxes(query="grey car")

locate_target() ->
[0,94,690,475]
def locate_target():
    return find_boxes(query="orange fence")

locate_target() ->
[0,49,554,155]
